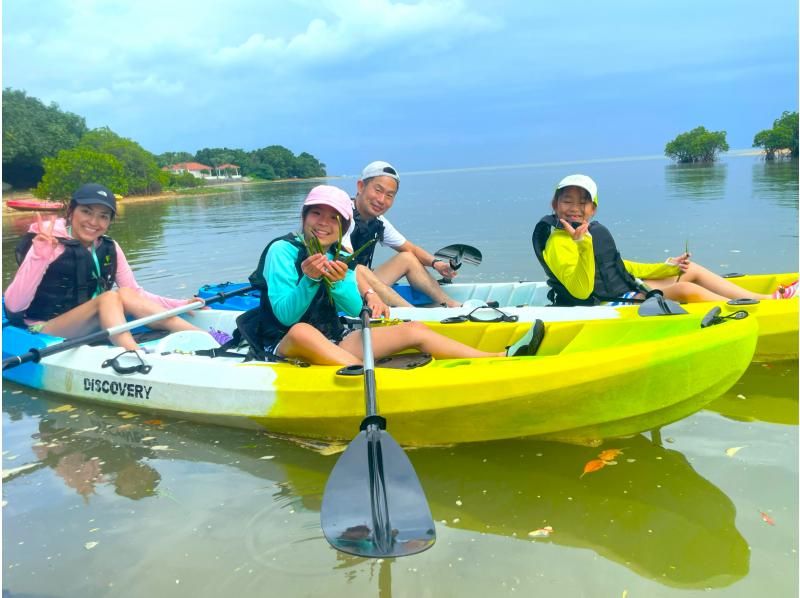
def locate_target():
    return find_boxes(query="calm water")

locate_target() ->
[2,155,798,597]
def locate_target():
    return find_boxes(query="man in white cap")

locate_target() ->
[343,161,460,317]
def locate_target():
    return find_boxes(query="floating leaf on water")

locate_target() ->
[49,404,76,413]
[760,511,776,526]
[84,541,99,550]
[725,446,747,457]
[598,448,623,462]
[736,394,747,400]
[580,459,606,478]
[259,455,275,460]
[149,446,173,451]
[116,424,134,431]
[528,525,553,538]
[144,419,163,425]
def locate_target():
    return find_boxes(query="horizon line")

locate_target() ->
[338,148,765,178]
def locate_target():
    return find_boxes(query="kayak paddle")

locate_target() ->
[320,304,435,557]
[434,244,482,284]
[2,285,254,371]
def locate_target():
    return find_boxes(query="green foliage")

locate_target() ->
[166,171,206,189]
[194,145,326,180]
[2,88,88,188]
[194,147,249,169]
[752,111,798,159]
[155,151,195,167]
[79,127,165,195]
[34,147,127,200]
[665,126,730,163]
[4,89,326,191]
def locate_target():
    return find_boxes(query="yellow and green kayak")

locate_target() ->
[3,308,757,446]
[199,272,797,362]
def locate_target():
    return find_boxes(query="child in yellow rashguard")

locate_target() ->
[531,174,797,306]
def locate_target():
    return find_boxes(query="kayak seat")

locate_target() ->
[336,352,432,375]
[150,330,221,353]
[376,352,432,369]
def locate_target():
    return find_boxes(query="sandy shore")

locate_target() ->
[1,178,330,215]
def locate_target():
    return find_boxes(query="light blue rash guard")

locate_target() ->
[264,236,362,327]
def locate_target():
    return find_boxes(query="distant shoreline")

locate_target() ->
[2,176,338,214]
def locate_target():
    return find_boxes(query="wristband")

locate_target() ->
[431,258,444,268]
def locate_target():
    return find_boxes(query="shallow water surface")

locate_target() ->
[2,156,798,597]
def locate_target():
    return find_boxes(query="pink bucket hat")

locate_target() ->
[303,185,353,223]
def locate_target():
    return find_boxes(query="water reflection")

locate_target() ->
[3,393,748,590]
[751,160,800,209]
[664,163,728,201]
[706,360,799,425]
[3,397,161,501]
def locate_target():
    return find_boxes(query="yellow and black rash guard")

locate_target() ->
[542,228,680,300]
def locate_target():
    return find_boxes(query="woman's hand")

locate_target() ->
[367,294,390,319]
[667,252,691,273]
[321,259,348,283]
[560,218,590,241]
[301,253,331,279]
[33,213,59,250]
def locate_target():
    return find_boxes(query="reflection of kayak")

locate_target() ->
[2,307,757,445]
[7,396,748,590]
[706,361,798,425]
[6,199,63,211]
[402,435,750,589]
[198,272,798,362]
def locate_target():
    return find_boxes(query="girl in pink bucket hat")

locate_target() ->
[246,185,542,364]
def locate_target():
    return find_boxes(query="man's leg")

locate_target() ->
[373,253,460,307]
[356,265,412,307]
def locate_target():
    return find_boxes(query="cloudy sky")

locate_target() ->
[3,0,797,174]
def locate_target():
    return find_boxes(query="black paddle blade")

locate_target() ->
[321,428,436,558]
[637,294,689,316]
[434,244,482,268]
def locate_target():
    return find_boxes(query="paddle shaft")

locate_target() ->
[361,306,377,417]
[2,285,254,370]
[360,305,393,553]
[319,303,436,557]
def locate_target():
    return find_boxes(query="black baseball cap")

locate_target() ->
[72,183,117,214]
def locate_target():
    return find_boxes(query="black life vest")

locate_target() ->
[348,201,384,269]
[246,233,347,354]
[531,215,644,306]
[7,233,117,326]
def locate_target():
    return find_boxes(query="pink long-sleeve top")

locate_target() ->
[4,218,191,323]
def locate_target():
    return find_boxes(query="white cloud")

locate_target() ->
[208,0,499,69]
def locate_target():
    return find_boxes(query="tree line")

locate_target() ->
[2,88,327,199]
[665,111,798,163]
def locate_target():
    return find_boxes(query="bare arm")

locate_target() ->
[393,240,456,279]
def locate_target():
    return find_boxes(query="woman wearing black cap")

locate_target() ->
[4,183,200,350]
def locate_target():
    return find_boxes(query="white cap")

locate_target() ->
[360,161,400,184]
[556,174,598,205]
